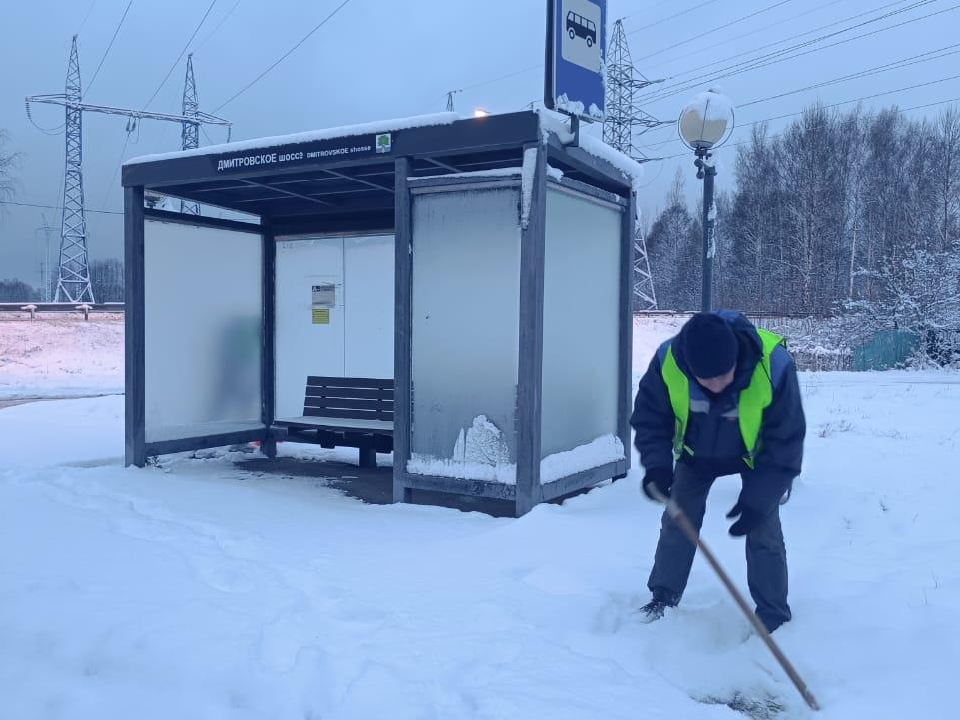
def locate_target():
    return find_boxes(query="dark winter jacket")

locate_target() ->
[630,311,806,514]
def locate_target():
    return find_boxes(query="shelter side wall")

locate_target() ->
[540,187,622,460]
[344,235,395,379]
[410,188,521,470]
[143,219,263,443]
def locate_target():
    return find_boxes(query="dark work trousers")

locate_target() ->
[647,463,792,631]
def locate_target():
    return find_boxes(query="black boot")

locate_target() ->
[637,598,670,623]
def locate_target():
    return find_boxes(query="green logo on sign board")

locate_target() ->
[375,133,392,154]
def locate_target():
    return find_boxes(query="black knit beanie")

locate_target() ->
[683,312,738,378]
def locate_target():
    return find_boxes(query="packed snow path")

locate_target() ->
[2,372,959,719]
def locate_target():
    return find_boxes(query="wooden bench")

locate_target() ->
[274,376,394,468]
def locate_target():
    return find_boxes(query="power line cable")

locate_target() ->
[141,0,217,111]
[193,0,243,54]
[0,200,123,215]
[620,0,677,22]
[458,63,542,93]
[213,0,355,112]
[101,129,134,211]
[737,45,960,109]
[651,95,960,161]
[626,0,722,33]
[77,0,98,34]
[98,4,217,217]
[83,0,135,100]
[646,72,960,150]
[643,0,843,72]
[423,0,901,117]
[639,0,922,98]
[640,0,947,103]
[631,0,793,54]
[905,95,960,111]
[443,1,728,101]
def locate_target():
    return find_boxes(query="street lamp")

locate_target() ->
[678,87,735,312]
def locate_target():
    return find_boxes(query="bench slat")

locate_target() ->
[307,376,394,389]
[304,397,394,411]
[304,387,393,400]
[304,407,393,421]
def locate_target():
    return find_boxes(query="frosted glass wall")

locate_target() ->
[411,188,521,465]
[144,220,263,443]
[541,186,622,459]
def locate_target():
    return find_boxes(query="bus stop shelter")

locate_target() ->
[122,109,640,516]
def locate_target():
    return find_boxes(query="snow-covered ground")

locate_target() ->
[0,314,124,400]
[2,320,959,718]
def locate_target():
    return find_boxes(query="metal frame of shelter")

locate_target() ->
[122,111,635,516]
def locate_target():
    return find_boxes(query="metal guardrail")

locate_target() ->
[0,302,124,313]
[633,310,827,320]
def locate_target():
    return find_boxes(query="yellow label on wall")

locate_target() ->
[312,308,330,324]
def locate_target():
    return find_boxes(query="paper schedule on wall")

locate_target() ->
[312,284,335,324]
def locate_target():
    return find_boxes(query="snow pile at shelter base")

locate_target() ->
[3,366,960,718]
[408,414,623,485]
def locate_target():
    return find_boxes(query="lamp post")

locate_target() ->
[678,88,734,312]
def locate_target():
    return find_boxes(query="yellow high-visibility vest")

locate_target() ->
[660,329,786,469]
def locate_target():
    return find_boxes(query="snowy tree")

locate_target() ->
[845,247,960,332]
[89,259,124,302]
[647,169,700,310]
[0,129,19,212]
[0,279,39,302]
[932,108,960,253]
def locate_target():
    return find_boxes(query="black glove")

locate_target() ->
[726,501,766,536]
[642,467,673,502]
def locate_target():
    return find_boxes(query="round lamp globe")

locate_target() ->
[678,88,734,151]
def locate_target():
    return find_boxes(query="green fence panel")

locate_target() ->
[853,330,920,371]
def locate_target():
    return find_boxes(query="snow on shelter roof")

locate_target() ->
[125,112,461,166]
[121,110,639,221]
[125,109,642,187]
[537,109,644,192]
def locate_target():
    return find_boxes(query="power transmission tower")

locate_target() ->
[27,38,231,302]
[180,54,200,215]
[445,89,461,112]
[56,35,94,303]
[35,214,56,302]
[604,18,669,310]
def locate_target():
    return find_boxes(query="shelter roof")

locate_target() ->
[122,110,637,225]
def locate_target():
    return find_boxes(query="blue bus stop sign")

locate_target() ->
[545,0,607,121]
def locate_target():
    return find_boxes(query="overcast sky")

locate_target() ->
[1,0,958,285]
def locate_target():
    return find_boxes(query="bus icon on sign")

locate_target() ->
[560,0,602,73]
[566,11,596,47]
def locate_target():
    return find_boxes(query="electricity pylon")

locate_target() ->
[55,35,93,303]
[27,36,231,301]
[603,19,669,310]
[445,89,461,112]
[180,54,200,215]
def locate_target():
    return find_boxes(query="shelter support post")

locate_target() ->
[616,188,636,480]
[124,185,147,467]
[261,220,277,459]
[515,141,548,517]
[393,156,413,504]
